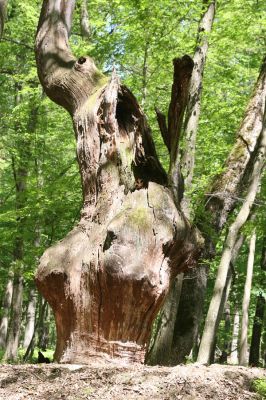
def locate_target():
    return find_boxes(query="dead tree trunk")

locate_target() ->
[34,0,200,364]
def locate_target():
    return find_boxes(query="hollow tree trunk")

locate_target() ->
[249,239,266,366]
[0,274,13,349]
[35,0,200,364]
[197,112,266,364]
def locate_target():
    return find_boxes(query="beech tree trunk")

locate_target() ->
[34,0,201,364]
[23,289,37,349]
[4,275,23,361]
[197,112,266,364]
[239,231,256,366]
[0,274,13,348]
[229,307,240,364]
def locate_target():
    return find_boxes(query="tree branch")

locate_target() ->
[155,107,170,152]
[167,55,194,204]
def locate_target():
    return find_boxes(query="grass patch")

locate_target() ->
[0,347,54,364]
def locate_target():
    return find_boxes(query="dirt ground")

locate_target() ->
[0,362,265,400]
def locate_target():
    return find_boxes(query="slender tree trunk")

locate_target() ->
[249,240,266,366]
[0,274,14,349]
[0,0,7,37]
[197,113,266,364]
[249,294,265,366]
[23,289,37,349]
[220,301,231,364]
[141,41,149,108]
[239,231,256,366]
[3,275,24,361]
[34,0,202,364]
[229,307,240,364]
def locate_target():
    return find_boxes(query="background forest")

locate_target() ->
[0,0,265,368]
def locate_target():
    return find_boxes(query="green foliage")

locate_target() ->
[252,378,266,399]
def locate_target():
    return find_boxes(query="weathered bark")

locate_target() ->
[23,289,37,349]
[0,0,7,37]
[0,274,13,348]
[239,230,256,366]
[35,0,200,364]
[249,240,266,366]
[197,112,266,364]
[229,307,240,364]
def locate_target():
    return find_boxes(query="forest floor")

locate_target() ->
[0,362,265,400]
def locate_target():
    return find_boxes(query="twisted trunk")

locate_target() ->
[35,0,200,364]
